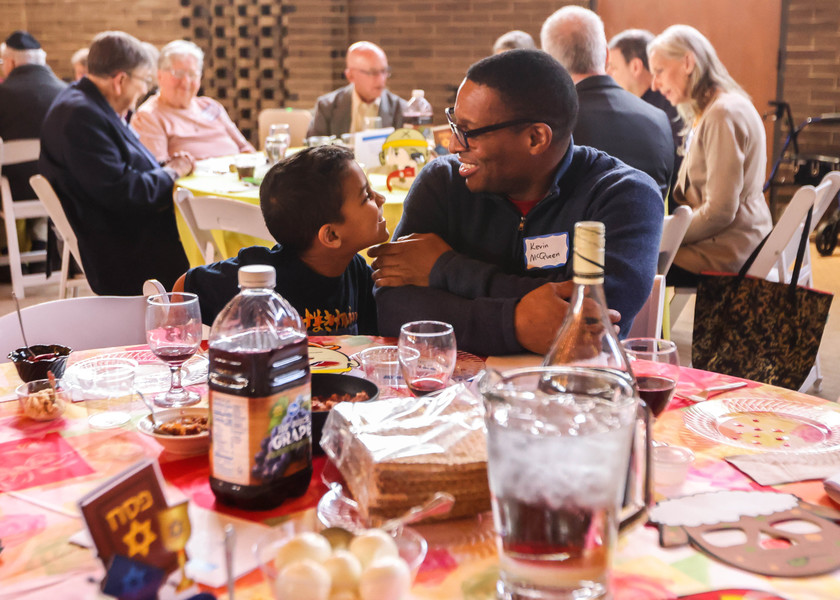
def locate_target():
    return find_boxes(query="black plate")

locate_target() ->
[311,373,379,455]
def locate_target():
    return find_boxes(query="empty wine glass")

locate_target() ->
[621,338,680,418]
[398,321,457,396]
[265,123,291,165]
[145,292,203,407]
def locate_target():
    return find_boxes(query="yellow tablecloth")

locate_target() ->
[175,155,407,267]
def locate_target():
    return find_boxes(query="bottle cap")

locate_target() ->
[411,89,424,98]
[238,264,276,288]
[573,221,605,281]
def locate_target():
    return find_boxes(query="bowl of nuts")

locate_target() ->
[137,407,210,456]
[16,378,68,421]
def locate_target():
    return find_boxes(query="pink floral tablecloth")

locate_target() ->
[1,339,839,599]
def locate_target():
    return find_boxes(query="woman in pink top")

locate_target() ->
[133,40,255,162]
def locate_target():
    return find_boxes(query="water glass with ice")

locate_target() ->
[480,366,637,600]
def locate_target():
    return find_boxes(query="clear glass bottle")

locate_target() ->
[208,264,312,510]
[542,221,649,529]
[543,221,631,376]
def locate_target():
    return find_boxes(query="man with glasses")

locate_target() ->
[306,41,407,137]
[369,49,663,355]
[133,39,255,162]
[40,31,194,295]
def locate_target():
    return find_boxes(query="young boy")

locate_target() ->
[173,145,389,334]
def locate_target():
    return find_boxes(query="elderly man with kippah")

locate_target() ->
[0,30,67,252]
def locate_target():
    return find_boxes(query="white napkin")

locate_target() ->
[726,450,840,486]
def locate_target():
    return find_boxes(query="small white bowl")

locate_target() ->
[137,407,209,456]
[653,444,695,487]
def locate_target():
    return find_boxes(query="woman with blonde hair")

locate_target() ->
[648,25,772,285]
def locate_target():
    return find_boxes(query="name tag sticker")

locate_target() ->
[524,232,568,270]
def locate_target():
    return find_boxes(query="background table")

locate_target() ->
[1,339,839,599]
[175,155,408,267]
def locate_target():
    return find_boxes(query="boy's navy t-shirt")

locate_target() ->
[184,245,378,335]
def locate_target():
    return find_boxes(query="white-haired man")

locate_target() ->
[541,7,674,199]
[307,41,407,137]
[0,30,66,251]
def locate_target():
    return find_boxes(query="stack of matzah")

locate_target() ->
[322,383,490,521]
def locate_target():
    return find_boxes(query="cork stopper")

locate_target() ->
[573,221,605,284]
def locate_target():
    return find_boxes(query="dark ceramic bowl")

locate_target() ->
[311,373,379,455]
[8,344,72,382]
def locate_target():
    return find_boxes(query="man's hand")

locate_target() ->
[166,152,195,178]
[514,281,621,354]
[369,233,452,287]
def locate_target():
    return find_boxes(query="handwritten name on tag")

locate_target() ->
[524,232,568,270]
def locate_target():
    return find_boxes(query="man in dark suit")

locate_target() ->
[306,41,407,138]
[541,7,675,199]
[607,29,683,150]
[39,31,194,295]
[0,31,67,249]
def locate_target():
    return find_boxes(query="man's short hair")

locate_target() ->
[540,6,607,75]
[608,29,654,72]
[159,40,204,71]
[71,47,89,68]
[465,49,578,144]
[260,146,356,254]
[87,31,154,77]
[0,45,46,67]
[492,30,536,54]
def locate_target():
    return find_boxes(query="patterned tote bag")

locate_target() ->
[692,208,833,390]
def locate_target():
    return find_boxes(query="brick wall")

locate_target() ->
[0,0,185,79]
[1,0,836,156]
[779,0,840,158]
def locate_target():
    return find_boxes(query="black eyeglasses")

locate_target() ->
[445,106,546,150]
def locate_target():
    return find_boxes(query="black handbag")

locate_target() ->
[692,208,833,390]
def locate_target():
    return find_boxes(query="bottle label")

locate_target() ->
[523,232,569,270]
[210,384,311,486]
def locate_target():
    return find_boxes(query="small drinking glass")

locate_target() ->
[364,116,383,130]
[75,357,137,429]
[265,123,291,165]
[398,321,457,396]
[145,292,203,408]
[355,345,404,397]
[621,338,680,418]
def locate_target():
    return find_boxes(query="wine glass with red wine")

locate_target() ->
[145,292,203,407]
[398,320,457,396]
[621,338,680,418]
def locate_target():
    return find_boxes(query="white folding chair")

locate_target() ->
[29,175,89,299]
[257,108,312,149]
[627,274,665,339]
[0,137,57,298]
[0,295,148,360]
[763,171,840,287]
[659,206,692,275]
[175,188,274,264]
